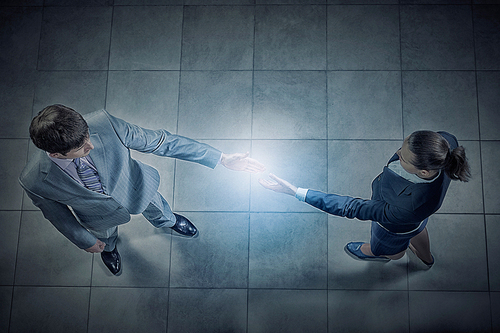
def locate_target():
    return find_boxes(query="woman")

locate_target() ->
[259,131,471,267]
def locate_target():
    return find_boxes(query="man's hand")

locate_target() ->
[85,239,106,253]
[258,173,298,196]
[221,152,265,173]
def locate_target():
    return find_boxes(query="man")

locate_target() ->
[20,104,265,275]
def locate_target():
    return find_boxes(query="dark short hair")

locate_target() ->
[29,104,89,155]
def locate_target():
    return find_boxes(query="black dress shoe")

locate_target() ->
[171,213,198,237]
[101,246,121,275]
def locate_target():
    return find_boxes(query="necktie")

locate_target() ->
[74,157,104,194]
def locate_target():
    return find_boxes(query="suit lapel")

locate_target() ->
[39,153,87,196]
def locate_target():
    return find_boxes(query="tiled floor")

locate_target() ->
[1,1,499,332]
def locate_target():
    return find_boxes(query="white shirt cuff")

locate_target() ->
[295,188,308,202]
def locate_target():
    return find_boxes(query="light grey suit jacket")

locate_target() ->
[19,110,222,249]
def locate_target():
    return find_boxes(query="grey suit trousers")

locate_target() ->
[90,191,175,251]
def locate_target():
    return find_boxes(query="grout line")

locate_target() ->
[103,5,114,110]
[164,6,188,333]
[398,5,412,332]
[8,211,24,333]
[324,8,330,331]
[471,5,493,331]
[247,6,257,331]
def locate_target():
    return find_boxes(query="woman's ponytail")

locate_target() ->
[408,131,471,182]
[444,146,471,182]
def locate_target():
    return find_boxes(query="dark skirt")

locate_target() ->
[370,218,428,256]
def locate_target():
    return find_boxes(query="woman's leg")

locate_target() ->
[360,243,406,260]
[409,227,434,264]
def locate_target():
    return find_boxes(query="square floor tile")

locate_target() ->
[15,211,92,286]
[0,287,12,333]
[168,289,247,333]
[177,71,252,139]
[477,71,500,140]
[45,0,113,4]
[10,286,89,333]
[328,216,409,290]
[0,212,21,285]
[328,0,397,3]
[481,141,500,214]
[115,0,182,4]
[0,0,43,4]
[0,7,42,71]
[186,0,253,3]
[248,289,327,333]
[402,71,479,140]
[253,71,327,139]
[88,287,168,333]
[408,214,488,291]
[174,140,251,212]
[328,71,402,139]
[328,290,409,332]
[401,0,469,3]
[486,215,500,291]
[1,139,29,210]
[328,5,400,70]
[249,213,327,289]
[181,6,254,70]
[0,70,36,139]
[438,141,483,214]
[255,5,326,70]
[400,5,474,70]
[492,292,500,332]
[33,71,107,116]
[170,213,249,288]
[91,215,171,287]
[409,291,491,332]
[251,140,328,212]
[328,140,402,198]
[474,5,500,70]
[38,7,112,70]
[109,6,182,70]
[106,71,179,131]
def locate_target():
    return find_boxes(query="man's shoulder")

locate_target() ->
[85,109,118,134]
[19,149,50,188]
[84,109,110,124]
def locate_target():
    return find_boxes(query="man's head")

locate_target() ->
[30,104,93,159]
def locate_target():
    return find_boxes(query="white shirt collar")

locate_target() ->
[388,160,440,184]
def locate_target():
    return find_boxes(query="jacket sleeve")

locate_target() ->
[22,186,97,250]
[305,190,420,225]
[102,111,222,169]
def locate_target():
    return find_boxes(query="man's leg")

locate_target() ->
[89,227,121,275]
[89,227,118,251]
[142,191,176,228]
[142,192,197,237]
[360,243,406,260]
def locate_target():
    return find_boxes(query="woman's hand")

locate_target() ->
[258,173,298,196]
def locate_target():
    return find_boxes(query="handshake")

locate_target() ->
[220,152,298,197]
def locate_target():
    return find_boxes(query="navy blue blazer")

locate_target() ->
[305,132,458,233]
[19,110,222,249]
